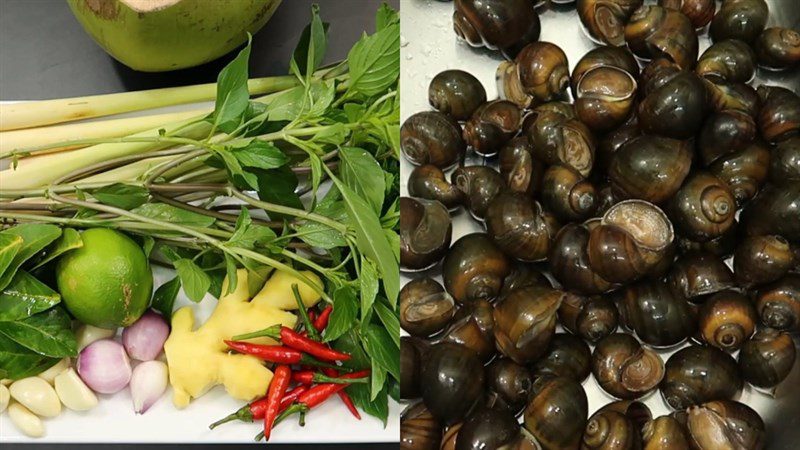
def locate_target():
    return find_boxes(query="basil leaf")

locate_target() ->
[267,86,306,121]
[227,208,279,250]
[207,269,227,299]
[132,203,215,228]
[314,122,349,145]
[224,254,238,295]
[32,228,83,270]
[360,256,379,320]
[332,329,370,370]
[216,148,259,190]
[363,323,400,381]
[384,229,400,262]
[0,233,23,281]
[346,23,400,96]
[173,259,211,303]
[374,299,400,349]
[294,200,348,249]
[370,361,387,401]
[289,4,328,79]
[92,183,149,210]
[232,140,289,170]
[340,147,385,214]
[324,285,358,342]
[346,383,388,426]
[0,224,62,291]
[140,236,155,259]
[0,271,60,322]
[0,307,76,358]
[375,4,399,31]
[255,167,304,220]
[0,333,59,380]
[213,37,252,134]
[151,277,180,319]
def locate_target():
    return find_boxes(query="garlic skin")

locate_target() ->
[0,384,9,413]
[37,358,71,384]
[130,360,169,414]
[76,324,117,351]
[9,377,62,418]
[8,402,45,438]
[54,368,98,411]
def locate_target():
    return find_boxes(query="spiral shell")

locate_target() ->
[400,278,456,338]
[578,0,644,46]
[524,376,588,450]
[463,100,522,157]
[407,165,465,211]
[442,233,512,304]
[571,45,640,96]
[696,39,757,82]
[401,402,442,450]
[559,293,619,343]
[486,192,556,262]
[755,27,800,70]
[660,346,743,410]
[549,223,617,295]
[657,0,715,29]
[709,140,770,207]
[697,290,758,352]
[754,274,800,332]
[451,165,504,221]
[541,164,599,223]
[734,234,795,287]
[493,285,563,364]
[609,135,693,204]
[575,66,638,132]
[453,0,541,58]
[738,328,797,389]
[527,110,596,177]
[757,85,800,143]
[624,5,699,69]
[667,251,735,300]
[685,401,766,450]
[592,333,665,399]
[710,0,769,44]
[429,69,487,121]
[401,111,465,169]
[615,279,695,348]
[669,172,736,243]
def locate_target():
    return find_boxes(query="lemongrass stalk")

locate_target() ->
[0,76,298,131]
[0,109,208,155]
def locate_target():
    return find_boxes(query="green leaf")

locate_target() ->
[324,285,358,342]
[375,3,399,31]
[307,80,336,118]
[151,277,180,319]
[0,233,23,281]
[31,228,82,270]
[141,236,155,259]
[370,360,387,401]
[267,86,306,121]
[362,323,400,381]
[0,307,76,358]
[232,140,289,170]
[224,254,238,295]
[332,329,370,370]
[0,333,59,380]
[0,271,60,322]
[346,23,400,96]
[132,203,215,228]
[0,224,62,291]
[215,148,259,190]
[339,147,385,214]
[294,201,348,249]
[227,208,279,250]
[255,167,304,221]
[92,183,149,210]
[374,300,400,349]
[308,151,323,198]
[173,259,211,303]
[314,122,349,145]
[360,256,379,320]
[347,383,388,426]
[384,229,400,262]
[290,5,328,79]
[213,37,252,134]
[207,269,227,299]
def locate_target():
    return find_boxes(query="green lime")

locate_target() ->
[56,228,152,328]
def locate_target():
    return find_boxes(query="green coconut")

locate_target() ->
[67,0,282,72]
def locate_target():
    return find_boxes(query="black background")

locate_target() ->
[0,0,397,448]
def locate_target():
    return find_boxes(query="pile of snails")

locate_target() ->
[400,0,799,449]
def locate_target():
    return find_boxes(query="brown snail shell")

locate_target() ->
[400,197,452,272]
[527,110,596,177]
[559,293,619,343]
[642,415,690,450]
[401,401,442,450]
[493,285,563,364]
[451,165,504,221]
[401,111,465,169]
[669,172,736,243]
[401,337,425,400]
[624,5,698,69]
[581,409,642,450]
[757,85,800,143]
[595,181,623,217]
[532,333,592,383]
[701,75,760,116]
[441,423,462,450]
[442,233,511,304]
[695,39,757,83]
[400,278,456,338]
[734,234,796,287]
[498,42,569,108]
[498,137,544,196]
[524,376,588,450]
[597,114,641,176]
[754,27,800,70]
[485,358,534,417]
[660,346,743,410]
[667,251,735,301]
[407,164,465,211]
[429,69,487,121]
[609,135,692,204]
[421,342,486,425]
[637,69,708,139]
[463,100,522,157]
[708,140,770,207]
[440,299,496,362]
[575,66,638,133]
[577,0,644,46]
[698,110,757,166]
[453,0,541,59]
[549,223,617,295]
[709,0,769,44]
[541,164,599,223]
[657,0,714,29]
[754,274,800,332]
[738,327,797,389]
[685,400,765,450]
[615,279,695,348]
[676,218,739,258]
[741,182,800,243]
[771,136,800,185]
[592,333,665,400]
[500,265,551,296]
[485,192,556,262]
[697,290,757,352]
[455,407,522,450]
[571,46,640,97]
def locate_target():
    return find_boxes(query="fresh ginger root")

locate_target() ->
[251,269,324,310]
[164,268,322,408]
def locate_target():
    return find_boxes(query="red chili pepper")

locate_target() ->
[322,368,361,420]
[224,340,344,370]
[291,370,368,385]
[263,365,291,441]
[209,396,270,429]
[307,310,317,323]
[313,305,333,332]
[279,385,308,412]
[279,327,351,362]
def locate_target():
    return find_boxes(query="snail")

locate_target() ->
[453,0,541,59]
[549,222,617,295]
[608,135,693,204]
[657,0,714,29]
[575,66,638,132]
[407,165,465,211]
[493,285,563,364]
[702,75,761,116]
[500,265,551,295]
[570,46,639,97]
[738,328,797,390]
[429,69,487,121]
[401,111,465,169]
[455,407,521,450]
[770,136,800,185]
[695,39,757,83]
[624,5,698,69]
[733,234,796,287]
[497,42,569,108]
[741,182,800,243]
[451,165,504,221]
[615,279,695,348]
[400,197,452,272]
[485,191,557,262]
[754,274,800,332]
[523,376,588,450]
[401,337,426,400]
[754,27,800,70]
[527,110,596,177]
[685,401,766,450]
[532,333,592,383]
[581,401,652,450]
[660,345,743,410]
[442,233,511,304]
[498,137,544,196]
[592,333,665,400]
[463,100,522,157]
[709,0,769,44]
[698,110,757,166]
[440,299,496,362]
[541,164,599,223]
[667,251,735,301]
[642,415,691,450]
[485,358,533,417]
[697,290,758,352]
[401,401,442,450]
[669,172,736,243]
[637,67,708,139]
[756,85,800,143]
[676,219,740,258]
[577,0,644,46]
[421,342,485,425]
[596,113,640,176]
[399,277,456,338]
[559,292,619,343]
[709,140,771,207]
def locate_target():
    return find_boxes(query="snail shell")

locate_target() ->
[441,423,461,450]
[559,293,619,343]
[734,234,796,287]
[741,182,800,243]
[702,75,760,116]
[453,0,541,59]
[575,66,638,133]
[485,358,534,417]
[400,277,456,338]
[624,5,699,69]
[442,233,511,304]
[498,137,544,196]
[401,111,465,169]
[754,27,800,70]
[581,409,642,450]
[400,197,452,272]
[451,165,504,221]
[754,274,800,332]
[440,299,496,362]
[493,285,563,364]
[592,333,665,400]
[407,164,465,211]
[669,172,736,243]
[615,279,695,348]
[429,69,487,121]
[657,0,715,29]
[421,342,485,425]
[667,251,735,301]
[771,136,800,185]
[757,85,800,144]
[524,376,588,450]
[697,290,758,352]
[609,135,693,204]
[660,345,743,410]
[698,110,757,166]
[637,69,708,139]
[685,400,766,450]
[504,42,570,106]
[500,265,551,295]
[709,0,769,44]
[642,415,690,450]
[532,333,592,383]
[455,407,521,450]
[571,46,640,97]
[401,337,425,400]
[549,223,617,295]
[696,39,757,83]
[527,110,596,177]
[486,192,556,262]
[463,100,522,157]
[738,327,797,389]
[676,219,739,258]
[578,0,644,46]
[709,140,770,207]
[541,164,599,223]
[401,401,442,450]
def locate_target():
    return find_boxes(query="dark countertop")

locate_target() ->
[0,0,397,448]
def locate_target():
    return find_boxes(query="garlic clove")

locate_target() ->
[54,368,98,412]
[130,360,169,414]
[0,384,9,413]
[8,402,45,438]
[9,377,62,418]
[76,324,117,351]
[37,358,71,385]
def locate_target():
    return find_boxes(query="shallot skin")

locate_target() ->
[77,339,132,394]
